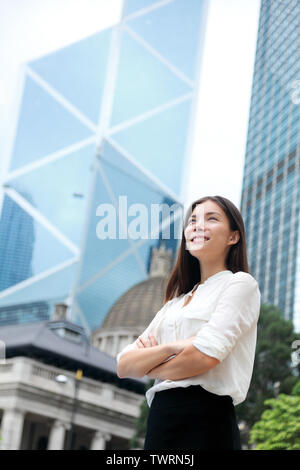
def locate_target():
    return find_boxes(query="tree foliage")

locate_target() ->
[249,380,300,450]
[236,303,300,435]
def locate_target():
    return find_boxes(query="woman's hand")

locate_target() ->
[146,335,198,380]
[168,336,197,355]
[136,333,197,355]
[136,331,158,348]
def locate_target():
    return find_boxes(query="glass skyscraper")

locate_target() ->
[240,0,300,332]
[0,193,34,291]
[0,0,209,332]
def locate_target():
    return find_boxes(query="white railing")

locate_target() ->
[2,358,141,408]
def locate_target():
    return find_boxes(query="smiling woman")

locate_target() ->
[117,195,261,450]
[165,195,248,299]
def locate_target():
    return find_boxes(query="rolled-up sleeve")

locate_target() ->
[192,273,261,362]
[116,302,168,363]
[116,342,138,363]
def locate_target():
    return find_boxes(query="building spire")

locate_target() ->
[149,240,172,278]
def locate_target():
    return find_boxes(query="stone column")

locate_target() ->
[90,431,111,450]
[112,335,119,357]
[101,336,107,353]
[1,408,25,450]
[47,420,70,450]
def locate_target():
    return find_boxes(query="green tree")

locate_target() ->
[236,304,300,445]
[249,380,300,450]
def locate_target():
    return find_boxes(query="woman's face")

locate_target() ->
[184,200,238,260]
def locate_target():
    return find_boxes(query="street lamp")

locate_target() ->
[55,370,83,450]
[65,369,83,450]
[55,374,68,384]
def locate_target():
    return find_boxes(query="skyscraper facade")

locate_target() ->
[0,0,209,331]
[240,0,300,332]
[0,193,34,291]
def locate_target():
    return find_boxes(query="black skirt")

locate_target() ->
[144,385,241,450]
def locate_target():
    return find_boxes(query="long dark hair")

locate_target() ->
[163,195,250,304]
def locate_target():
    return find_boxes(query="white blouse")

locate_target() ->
[116,270,261,408]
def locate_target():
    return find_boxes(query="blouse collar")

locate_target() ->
[202,269,232,285]
[187,270,232,296]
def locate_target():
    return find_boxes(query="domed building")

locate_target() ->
[0,242,175,450]
[91,242,174,357]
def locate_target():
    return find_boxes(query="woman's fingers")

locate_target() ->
[137,336,151,347]
[149,332,158,346]
[136,333,158,348]
[136,337,145,348]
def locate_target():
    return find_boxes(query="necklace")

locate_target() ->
[187,281,200,297]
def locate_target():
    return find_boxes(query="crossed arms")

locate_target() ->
[117,333,219,381]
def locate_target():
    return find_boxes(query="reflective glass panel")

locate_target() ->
[77,168,132,286]
[30,29,112,125]
[0,194,74,292]
[10,76,93,171]
[0,262,77,308]
[99,139,165,195]
[9,143,96,246]
[123,0,162,17]
[127,0,205,80]
[110,29,191,126]
[76,252,146,330]
[111,98,192,193]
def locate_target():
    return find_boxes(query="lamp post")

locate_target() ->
[65,369,83,450]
